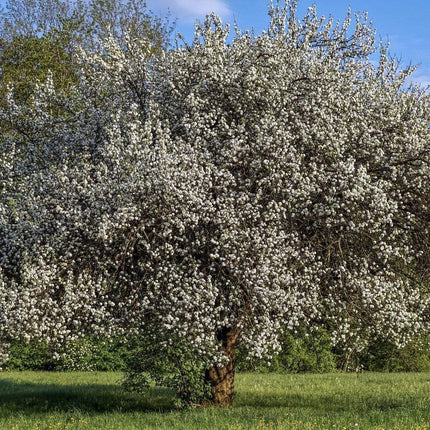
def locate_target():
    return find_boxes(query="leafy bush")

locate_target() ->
[358,338,430,372]
[6,331,430,375]
[6,340,56,371]
[57,337,130,371]
[5,337,130,371]
[237,328,336,373]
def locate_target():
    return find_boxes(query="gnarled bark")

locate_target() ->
[206,328,239,406]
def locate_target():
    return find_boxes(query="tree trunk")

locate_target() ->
[206,328,239,407]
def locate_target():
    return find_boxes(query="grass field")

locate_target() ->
[1,372,430,429]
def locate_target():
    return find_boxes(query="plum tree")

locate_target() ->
[1,1,429,406]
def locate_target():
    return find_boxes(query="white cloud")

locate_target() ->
[148,0,232,22]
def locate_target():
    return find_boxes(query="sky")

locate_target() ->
[146,0,430,88]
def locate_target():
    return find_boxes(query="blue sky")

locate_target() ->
[147,0,430,87]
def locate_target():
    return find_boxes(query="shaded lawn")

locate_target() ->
[1,371,430,429]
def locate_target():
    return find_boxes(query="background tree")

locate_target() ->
[0,32,78,103]
[0,1,429,407]
[0,0,173,102]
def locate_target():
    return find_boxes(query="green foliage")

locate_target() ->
[57,337,130,371]
[357,338,430,372]
[238,329,430,374]
[5,337,129,371]
[276,329,336,373]
[0,0,173,108]
[6,330,430,378]
[6,339,56,371]
[123,339,212,408]
[237,328,336,374]
[0,33,78,103]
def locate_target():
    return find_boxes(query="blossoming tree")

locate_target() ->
[1,1,429,406]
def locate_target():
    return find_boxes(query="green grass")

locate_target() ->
[1,372,430,429]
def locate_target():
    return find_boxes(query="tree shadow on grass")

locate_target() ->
[235,390,429,415]
[0,378,175,417]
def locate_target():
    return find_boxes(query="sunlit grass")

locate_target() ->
[1,371,430,429]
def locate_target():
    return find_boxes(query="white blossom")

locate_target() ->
[0,1,429,368]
